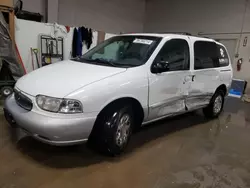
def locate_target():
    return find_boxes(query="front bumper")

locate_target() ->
[4,94,97,146]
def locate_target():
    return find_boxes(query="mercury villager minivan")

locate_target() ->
[4,34,233,155]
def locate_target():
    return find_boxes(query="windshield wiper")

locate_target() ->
[94,58,117,67]
[117,63,139,67]
[81,58,117,67]
[75,57,139,68]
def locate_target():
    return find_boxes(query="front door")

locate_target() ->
[148,38,192,121]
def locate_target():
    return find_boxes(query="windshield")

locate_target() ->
[72,35,162,68]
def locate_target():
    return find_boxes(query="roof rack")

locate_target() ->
[158,32,192,36]
[157,32,215,40]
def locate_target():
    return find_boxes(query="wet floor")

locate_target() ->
[1,97,250,188]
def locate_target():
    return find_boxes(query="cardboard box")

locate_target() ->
[0,0,13,7]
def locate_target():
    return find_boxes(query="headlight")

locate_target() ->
[36,95,83,113]
[59,99,83,113]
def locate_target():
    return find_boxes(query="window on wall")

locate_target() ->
[153,39,190,71]
[194,41,219,69]
[216,44,229,67]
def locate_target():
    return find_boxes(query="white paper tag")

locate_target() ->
[133,38,153,45]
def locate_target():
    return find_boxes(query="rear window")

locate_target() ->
[194,41,218,70]
[216,44,229,67]
[194,41,230,70]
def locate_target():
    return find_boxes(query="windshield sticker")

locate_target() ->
[219,58,229,64]
[133,39,153,45]
[220,48,225,58]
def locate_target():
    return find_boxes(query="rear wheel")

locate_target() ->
[203,90,224,118]
[90,104,134,156]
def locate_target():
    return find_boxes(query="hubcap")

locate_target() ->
[3,89,11,96]
[115,114,131,147]
[213,95,222,114]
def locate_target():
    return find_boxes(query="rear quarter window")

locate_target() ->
[194,41,218,70]
[217,44,230,67]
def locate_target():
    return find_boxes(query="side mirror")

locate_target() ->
[151,61,169,73]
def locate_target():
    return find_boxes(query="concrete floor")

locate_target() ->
[0,97,250,188]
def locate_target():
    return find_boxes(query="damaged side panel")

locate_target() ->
[147,70,191,122]
[148,96,186,120]
[185,93,212,110]
[186,68,220,110]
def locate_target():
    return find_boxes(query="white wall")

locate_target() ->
[15,18,73,72]
[15,18,116,73]
[58,0,145,33]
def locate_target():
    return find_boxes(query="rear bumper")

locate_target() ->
[4,94,97,146]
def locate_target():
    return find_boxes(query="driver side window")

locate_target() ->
[153,39,190,71]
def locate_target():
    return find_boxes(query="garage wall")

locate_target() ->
[144,0,249,33]
[144,0,250,91]
[48,0,58,23]
[13,0,46,21]
[13,0,145,33]
[58,0,145,33]
[15,18,116,73]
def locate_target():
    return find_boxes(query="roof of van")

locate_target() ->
[121,33,217,42]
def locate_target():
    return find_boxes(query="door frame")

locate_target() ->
[186,38,220,110]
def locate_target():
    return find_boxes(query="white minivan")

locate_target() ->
[4,34,233,155]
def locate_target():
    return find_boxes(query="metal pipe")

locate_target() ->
[45,0,48,23]
[236,0,249,54]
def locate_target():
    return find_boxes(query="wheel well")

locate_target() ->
[216,84,227,96]
[97,97,144,128]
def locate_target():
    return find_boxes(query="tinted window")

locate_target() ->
[153,39,190,71]
[194,41,219,69]
[217,44,229,67]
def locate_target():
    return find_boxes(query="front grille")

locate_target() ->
[14,90,33,111]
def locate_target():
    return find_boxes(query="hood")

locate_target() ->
[16,60,126,98]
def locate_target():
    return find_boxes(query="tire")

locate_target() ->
[1,86,13,98]
[203,90,224,118]
[91,104,134,156]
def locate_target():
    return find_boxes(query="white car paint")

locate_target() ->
[4,33,233,146]
[16,61,127,98]
[16,34,233,119]
[147,35,192,120]
[66,66,149,114]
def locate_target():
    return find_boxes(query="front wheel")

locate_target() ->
[203,90,225,118]
[92,104,134,156]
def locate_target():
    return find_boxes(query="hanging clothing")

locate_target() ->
[72,28,78,57]
[80,27,93,49]
[76,28,83,57]
[87,28,93,49]
[81,26,88,44]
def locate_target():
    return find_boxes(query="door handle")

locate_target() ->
[191,75,195,82]
[183,75,195,84]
